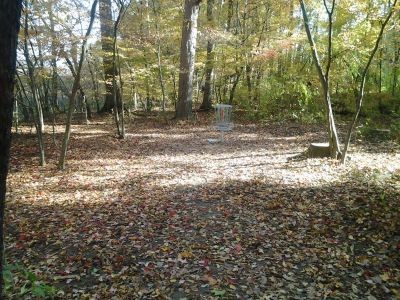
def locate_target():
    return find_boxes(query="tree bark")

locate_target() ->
[176,0,202,119]
[99,0,121,113]
[299,0,341,159]
[200,0,214,111]
[111,5,124,137]
[88,58,100,112]
[151,0,167,112]
[49,0,59,110]
[117,48,125,138]
[392,46,399,96]
[139,0,152,113]
[23,8,46,165]
[229,69,242,105]
[59,0,98,170]
[0,0,22,296]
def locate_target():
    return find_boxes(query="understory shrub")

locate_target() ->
[3,262,56,299]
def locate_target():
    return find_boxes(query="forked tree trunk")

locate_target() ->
[58,0,98,170]
[110,1,130,138]
[299,0,341,159]
[176,0,202,119]
[23,8,46,165]
[0,0,22,295]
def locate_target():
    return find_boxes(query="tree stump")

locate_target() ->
[308,142,331,158]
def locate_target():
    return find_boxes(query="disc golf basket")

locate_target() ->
[208,104,233,143]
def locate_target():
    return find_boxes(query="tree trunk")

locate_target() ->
[88,59,100,112]
[226,0,234,31]
[229,69,241,105]
[0,0,22,296]
[176,0,202,119]
[111,2,130,137]
[14,97,19,133]
[341,0,398,163]
[23,8,46,165]
[299,0,341,159]
[49,0,59,111]
[140,0,152,113]
[117,49,125,138]
[151,0,167,112]
[200,0,214,111]
[112,19,121,137]
[59,0,98,170]
[99,0,120,113]
[379,48,383,93]
[392,46,399,96]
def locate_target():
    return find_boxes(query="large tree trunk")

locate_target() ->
[0,0,22,296]
[200,0,214,111]
[99,0,120,113]
[176,0,202,119]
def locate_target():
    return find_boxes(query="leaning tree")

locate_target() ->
[299,0,399,161]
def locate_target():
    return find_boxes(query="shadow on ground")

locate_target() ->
[6,119,400,299]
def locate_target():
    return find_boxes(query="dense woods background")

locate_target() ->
[16,0,400,124]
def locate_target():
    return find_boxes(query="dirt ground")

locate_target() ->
[5,115,400,299]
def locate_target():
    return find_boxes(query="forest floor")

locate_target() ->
[5,113,400,299]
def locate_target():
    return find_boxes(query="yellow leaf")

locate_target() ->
[202,275,218,286]
[160,245,170,252]
[178,251,194,259]
[380,273,390,281]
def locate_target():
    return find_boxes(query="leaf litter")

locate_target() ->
[5,118,400,299]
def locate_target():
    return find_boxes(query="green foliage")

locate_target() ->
[349,167,389,188]
[211,288,226,297]
[357,114,400,143]
[236,76,325,124]
[332,92,399,119]
[3,263,56,299]
[389,116,400,142]
[362,93,400,117]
